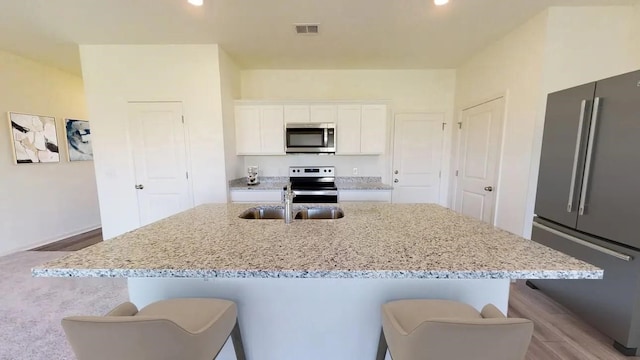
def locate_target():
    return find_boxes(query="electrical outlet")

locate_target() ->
[352,167,358,175]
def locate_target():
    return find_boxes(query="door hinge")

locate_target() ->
[455,170,459,176]
[186,172,189,179]
[182,116,185,124]
[457,122,462,129]
[442,123,446,131]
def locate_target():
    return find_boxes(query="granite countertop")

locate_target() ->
[33,203,602,280]
[229,177,393,191]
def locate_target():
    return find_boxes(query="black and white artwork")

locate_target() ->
[65,119,93,161]
[8,112,59,164]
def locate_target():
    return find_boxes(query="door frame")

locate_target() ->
[452,93,508,225]
[126,101,195,227]
[391,112,449,206]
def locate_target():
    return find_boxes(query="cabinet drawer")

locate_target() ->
[339,190,391,202]
[230,190,282,203]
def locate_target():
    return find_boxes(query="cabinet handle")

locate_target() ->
[567,100,587,213]
[533,221,631,261]
[484,186,493,192]
[394,170,399,174]
[394,179,399,183]
[579,97,600,215]
[135,184,144,190]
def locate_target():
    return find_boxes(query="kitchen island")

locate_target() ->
[34,203,601,360]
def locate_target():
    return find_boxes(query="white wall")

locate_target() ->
[454,11,549,236]
[241,70,456,191]
[523,5,640,237]
[0,50,100,255]
[80,45,228,239]
[455,4,640,238]
[218,47,242,200]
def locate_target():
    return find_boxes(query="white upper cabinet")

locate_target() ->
[259,106,285,154]
[360,104,387,154]
[310,105,337,123]
[235,105,284,155]
[336,104,387,155]
[336,105,362,155]
[236,101,386,156]
[284,105,310,124]
[235,106,262,154]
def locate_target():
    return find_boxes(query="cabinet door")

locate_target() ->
[235,106,261,154]
[336,105,361,154]
[576,70,640,248]
[535,83,596,228]
[284,105,309,123]
[260,106,285,154]
[360,104,387,154]
[310,105,337,123]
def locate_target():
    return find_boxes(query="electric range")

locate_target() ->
[288,166,338,203]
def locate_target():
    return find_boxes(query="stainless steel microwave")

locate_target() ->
[285,123,336,154]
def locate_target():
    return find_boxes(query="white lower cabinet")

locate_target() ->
[230,190,282,203]
[339,190,392,203]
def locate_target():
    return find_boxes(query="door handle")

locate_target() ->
[579,97,600,215]
[135,184,144,190]
[567,100,587,213]
[394,179,399,183]
[484,186,493,192]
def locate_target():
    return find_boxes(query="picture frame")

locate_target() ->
[8,112,60,164]
[64,119,93,161]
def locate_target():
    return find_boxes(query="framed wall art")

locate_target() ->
[8,112,60,164]
[64,119,93,161]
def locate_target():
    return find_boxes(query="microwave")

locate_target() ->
[285,123,336,154]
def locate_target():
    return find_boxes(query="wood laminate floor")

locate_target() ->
[30,228,103,251]
[510,280,639,360]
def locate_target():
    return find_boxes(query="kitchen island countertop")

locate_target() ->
[33,203,602,280]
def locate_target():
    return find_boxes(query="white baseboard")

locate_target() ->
[0,223,102,257]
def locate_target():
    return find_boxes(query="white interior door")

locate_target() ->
[392,113,444,204]
[128,102,193,226]
[455,98,504,224]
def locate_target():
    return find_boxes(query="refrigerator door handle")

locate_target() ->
[579,97,600,216]
[567,100,587,212]
[533,221,632,261]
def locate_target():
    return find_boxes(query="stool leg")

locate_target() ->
[231,321,247,360]
[376,329,388,360]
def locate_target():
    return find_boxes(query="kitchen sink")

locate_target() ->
[239,206,344,220]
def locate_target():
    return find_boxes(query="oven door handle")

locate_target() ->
[291,190,339,196]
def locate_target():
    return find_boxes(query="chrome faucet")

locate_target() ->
[284,182,296,224]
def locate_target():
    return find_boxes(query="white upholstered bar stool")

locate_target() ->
[62,298,246,360]
[376,299,533,360]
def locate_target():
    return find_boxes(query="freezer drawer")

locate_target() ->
[530,219,640,354]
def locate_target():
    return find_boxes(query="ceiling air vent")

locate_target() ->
[295,24,320,35]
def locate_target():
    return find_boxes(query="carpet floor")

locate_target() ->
[0,251,127,360]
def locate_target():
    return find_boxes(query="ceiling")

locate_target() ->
[0,0,635,74]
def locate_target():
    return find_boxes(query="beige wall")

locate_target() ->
[80,45,228,238]
[454,11,549,236]
[218,47,242,199]
[0,50,100,255]
[240,69,456,194]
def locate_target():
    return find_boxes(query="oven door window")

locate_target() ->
[287,129,325,148]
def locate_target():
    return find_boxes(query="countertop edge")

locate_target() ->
[32,268,604,280]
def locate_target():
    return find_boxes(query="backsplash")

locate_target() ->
[243,155,386,178]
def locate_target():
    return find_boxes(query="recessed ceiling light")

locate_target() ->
[188,0,203,6]
[434,0,449,5]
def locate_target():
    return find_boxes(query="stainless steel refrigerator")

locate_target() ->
[530,69,640,356]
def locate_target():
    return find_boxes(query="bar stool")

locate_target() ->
[376,299,533,360]
[62,298,246,360]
